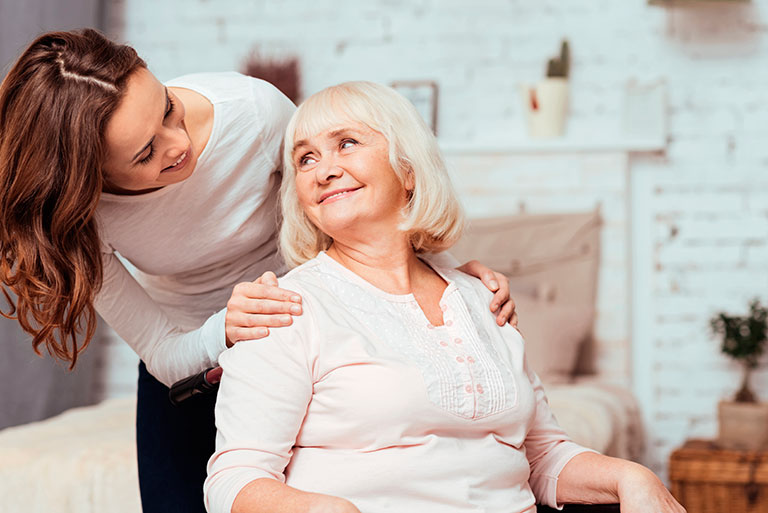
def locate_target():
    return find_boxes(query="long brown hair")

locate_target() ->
[0,29,145,367]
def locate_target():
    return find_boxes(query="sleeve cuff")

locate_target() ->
[531,444,599,509]
[205,471,275,513]
[201,307,229,366]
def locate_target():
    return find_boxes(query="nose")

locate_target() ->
[162,125,190,159]
[316,154,343,184]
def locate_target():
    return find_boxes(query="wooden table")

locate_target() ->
[669,439,768,513]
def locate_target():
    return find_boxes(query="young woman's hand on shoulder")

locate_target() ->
[225,271,303,346]
[457,259,517,327]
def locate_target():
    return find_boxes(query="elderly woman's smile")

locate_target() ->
[317,185,362,204]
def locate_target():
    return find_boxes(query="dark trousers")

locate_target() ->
[136,362,217,513]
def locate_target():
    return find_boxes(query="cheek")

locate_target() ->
[380,166,408,202]
[121,164,162,188]
[294,174,315,209]
[104,166,132,187]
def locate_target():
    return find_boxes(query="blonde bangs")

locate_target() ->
[289,84,386,151]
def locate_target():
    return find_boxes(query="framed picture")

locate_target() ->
[391,80,439,135]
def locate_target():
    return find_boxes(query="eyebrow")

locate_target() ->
[292,128,361,155]
[131,88,170,163]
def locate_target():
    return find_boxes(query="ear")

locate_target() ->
[404,167,415,192]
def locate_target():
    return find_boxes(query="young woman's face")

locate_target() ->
[291,121,412,240]
[102,68,197,194]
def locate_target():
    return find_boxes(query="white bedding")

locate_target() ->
[0,383,642,513]
[0,398,140,513]
[545,379,644,461]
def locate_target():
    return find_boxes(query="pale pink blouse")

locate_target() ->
[205,252,592,513]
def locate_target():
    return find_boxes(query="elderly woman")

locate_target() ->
[204,82,684,513]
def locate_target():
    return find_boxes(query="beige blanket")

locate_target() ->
[0,398,140,513]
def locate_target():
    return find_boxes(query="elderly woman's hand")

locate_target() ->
[225,271,303,347]
[456,260,517,327]
[557,452,685,513]
[617,466,686,513]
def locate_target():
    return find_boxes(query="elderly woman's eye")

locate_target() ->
[340,139,358,149]
[299,154,316,166]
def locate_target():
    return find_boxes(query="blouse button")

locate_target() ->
[467,356,475,364]
[440,304,448,312]
[465,384,473,393]
[456,356,464,363]
[445,320,454,327]
[476,384,485,394]
[427,323,434,330]
[454,338,462,344]
[439,341,448,347]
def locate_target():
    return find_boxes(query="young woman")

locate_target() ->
[0,29,516,513]
[205,80,685,513]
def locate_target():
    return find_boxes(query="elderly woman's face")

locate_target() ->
[291,121,411,239]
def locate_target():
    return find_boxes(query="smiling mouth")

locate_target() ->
[319,187,362,204]
[162,149,190,172]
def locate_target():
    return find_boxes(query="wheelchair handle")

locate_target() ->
[168,366,223,406]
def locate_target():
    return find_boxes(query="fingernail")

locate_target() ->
[290,305,302,314]
[489,280,499,289]
[291,295,301,302]
[258,328,269,336]
[281,315,292,324]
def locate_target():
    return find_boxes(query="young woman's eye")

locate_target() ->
[136,95,174,166]
[340,138,358,149]
[138,145,155,165]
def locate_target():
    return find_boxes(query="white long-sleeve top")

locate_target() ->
[205,252,593,513]
[94,72,295,386]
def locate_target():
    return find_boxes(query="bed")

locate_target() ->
[0,384,641,512]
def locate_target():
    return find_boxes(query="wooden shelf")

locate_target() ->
[439,136,666,155]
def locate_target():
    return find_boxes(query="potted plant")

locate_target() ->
[520,39,570,138]
[710,299,768,451]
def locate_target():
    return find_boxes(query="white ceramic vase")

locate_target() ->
[519,77,569,139]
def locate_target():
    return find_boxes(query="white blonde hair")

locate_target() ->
[279,81,465,267]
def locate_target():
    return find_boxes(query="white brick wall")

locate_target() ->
[101,0,768,481]
[445,151,632,384]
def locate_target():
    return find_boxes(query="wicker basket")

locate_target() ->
[669,439,768,513]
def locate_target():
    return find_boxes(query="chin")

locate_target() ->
[315,217,358,239]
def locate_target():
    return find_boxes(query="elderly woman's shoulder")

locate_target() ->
[441,266,495,300]
[278,256,346,304]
